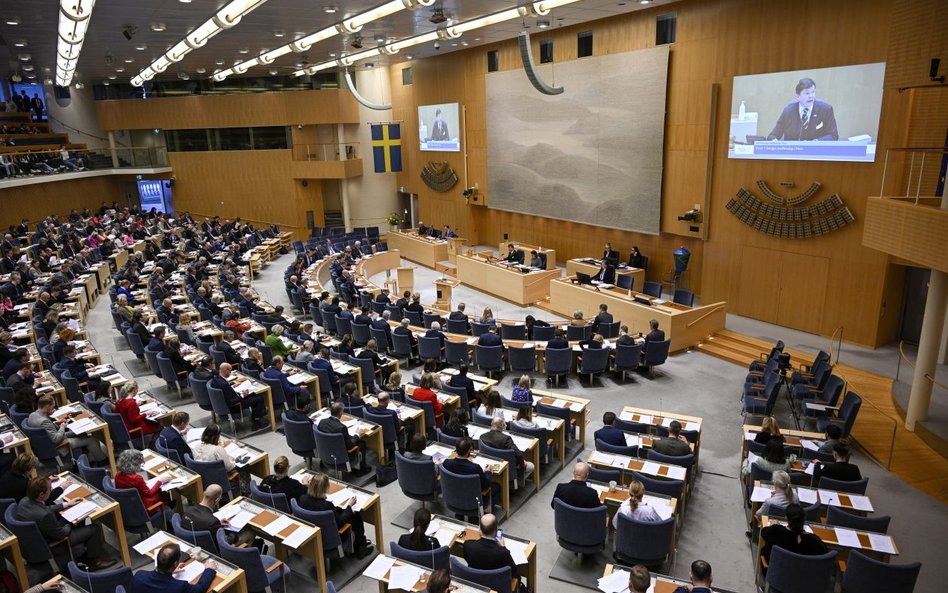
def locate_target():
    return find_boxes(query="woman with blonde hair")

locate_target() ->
[756,470,798,517]
[386,370,405,401]
[260,455,307,502]
[754,416,783,445]
[480,307,495,326]
[115,379,161,437]
[612,480,661,527]
[511,374,533,403]
[243,347,264,375]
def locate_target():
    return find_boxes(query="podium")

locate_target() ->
[446,237,466,264]
[434,277,460,310]
[397,266,414,295]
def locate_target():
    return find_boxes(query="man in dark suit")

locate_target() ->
[210,363,268,429]
[671,560,713,593]
[616,325,636,345]
[16,477,118,570]
[462,513,519,589]
[158,412,193,462]
[449,302,470,332]
[311,347,340,394]
[131,543,217,593]
[644,319,665,343]
[546,328,569,349]
[502,244,520,264]
[371,310,393,345]
[317,401,369,474]
[813,442,862,482]
[480,417,534,485]
[592,261,615,284]
[353,307,372,327]
[551,462,601,508]
[602,242,619,266]
[425,321,447,348]
[590,303,613,335]
[263,356,312,409]
[430,109,450,141]
[184,484,256,546]
[652,420,692,457]
[442,437,499,508]
[448,364,477,408]
[374,288,391,304]
[478,326,503,347]
[593,412,627,447]
[767,77,838,141]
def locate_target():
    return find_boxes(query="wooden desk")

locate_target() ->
[434,277,460,309]
[499,241,557,270]
[549,278,726,352]
[229,372,277,432]
[363,395,425,438]
[0,524,28,590]
[0,414,32,456]
[387,231,449,268]
[56,471,131,566]
[434,513,537,591]
[134,530,248,593]
[310,408,386,464]
[603,564,739,593]
[588,480,678,523]
[51,403,117,474]
[751,480,874,517]
[456,253,560,306]
[353,250,403,296]
[493,408,567,468]
[587,450,688,506]
[141,448,204,505]
[222,497,326,592]
[109,249,129,271]
[468,425,541,493]
[741,424,824,462]
[362,554,492,593]
[423,442,511,520]
[566,258,645,290]
[292,469,384,548]
[532,389,590,445]
[620,406,702,452]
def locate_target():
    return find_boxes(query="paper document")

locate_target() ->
[804,462,816,476]
[834,527,862,548]
[67,418,96,435]
[510,435,533,451]
[227,510,255,530]
[818,489,841,506]
[133,532,173,555]
[213,506,241,521]
[750,486,772,503]
[868,532,896,554]
[506,539,529,565]
[624,434,641,447]
[173,561,206,583]
[848,495,873,512]
[684,421,699,431]
[262,514,296,536]
[288,373,308,385]
[185,426,205,443]
[800,439,820,452]
[597,569,630,593]
[143,455,166,471]
[140,402,161,414]
[61,500,98,523]
[641,461,662,475]
[665,465,687,480]
[145,476,163,490]
[52,406,78,419]
[327,488,355,508]
[363,554,398,580]
[389,565,424,591]
[283,525,315,549]
[590,451,614,466]
[58,482,83,500]
[797,488,818,504]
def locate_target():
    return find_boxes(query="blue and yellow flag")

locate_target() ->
[371,123,402,173]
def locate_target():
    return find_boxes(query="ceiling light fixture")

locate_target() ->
[195,67,206,73]
[323,5,337,13]
[13,40,27,48]
[538,19,550,28]
[17,53,31,61]
[238,47,249,54]
[273,30,284,37]
[133,0,271,86]
[269,68,279,75]
[150,22,166,32]
[5,17,20,26]
[135,44,147,50]
[211,0,436,82]
[639,0,652,4]
[56,0,97,87]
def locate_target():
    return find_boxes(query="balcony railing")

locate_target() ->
[0,146,170,181]
[292,142,360,162]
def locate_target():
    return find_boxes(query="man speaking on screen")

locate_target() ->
[430,109,450,141]
[767,77,838,141]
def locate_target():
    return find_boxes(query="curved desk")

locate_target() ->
[456,253,561,306]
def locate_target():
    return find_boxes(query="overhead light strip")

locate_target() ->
[56,0,97,86]
[210,0,436,82]
[131,0,271,86]
[289,0,580,78]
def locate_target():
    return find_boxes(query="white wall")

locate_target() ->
[344,67,398,230]
[44,85,111,149]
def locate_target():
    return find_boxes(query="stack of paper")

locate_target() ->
[52,406,78,420]
[641,461,663,475]
[185,426,206,443]
[848,495,873,512]
[389,565,424,590]
[133,532,174,556]
[262,514,296,536]
[61,500,98,522]
[750,486,772,502]
[173,561,206,583]
[67,418,96,435]
[506,539,529,565]
[287,373,308,385]
[283,525,315,549]
[800,439,821,452]
[797,488,819,504]
[213,506,241,522]
[834,527,862,548]
[226,510,255,530]
[818,489,841,506]
[235,381,257,395]
[868,532,896,554]
[597,569,630,593]
[363,555,398,580]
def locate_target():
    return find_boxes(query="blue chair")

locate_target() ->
[68,561,134,593]
[841,550,921,593]
[407,394,440,434]
[314,425,359,476]
[817,476,869,495]
[21,420,70,469]
[672,289,694,307]
[207,383,243,433]
[171,512,220,553]
[143,346,163,378]
[369,327,391,353]
[445,340,471,367]
[423,313,444,330]
[76,453,107,489]
[446,318,469,335]
[510,422,552,464]
[157,352,187,398]
[825,506,890,533]
[290,499,352,563]
[391,540,450,570]
[320,310,338,335]
[532,325,555,341]
[566,324,591,342]
[59,370,85,404]
[817,390,862,437]
[765,547,837,593]
[436,428,461,446]
[536,402,575,440]
[450,557,512,593]
[103,476,167,537]
[440,465,487,521]
[642,339,671,379]
[395,452,439,508]
[587,466,621,483]
[351,322,371,347]
[365,408,399,455]
[441,383,471,411]
[475,344,504,378]
[405,310,424,327]
[500,324,525,341]
[209,345,229,368]
[8,405,30,428]
[631,471,685,502]
[596,438,638,458]
[155,438,183,465]
[642,281,662,298]
[184,454,237,501]
[216,529,289,592]
[544,348,571,386]
[335,316,353,339]
[418,336,443,363]
[260,374,289,411]
[472,409,494,427]
[614,513,676,568]
[250,479,291,513]
[553,498,608,554]
[102,407,146,450]
[507,345,536,373]
[614,343,644,382]
[283,412,317,467]
[188,372,215,418]
[348,355,380,393]
[126,329,145,360]
[647,450,694,486]
[577,347,609,384]
[478,440,521,490]
[470,321,491,337]
[6,502,81,573]
[616,275,634,290]
[391,332,418,365]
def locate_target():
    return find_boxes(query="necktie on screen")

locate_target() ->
[801,107,810,128]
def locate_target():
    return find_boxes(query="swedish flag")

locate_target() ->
[371,123,402,173]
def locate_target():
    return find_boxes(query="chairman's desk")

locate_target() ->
[566,258,645,291]
[548,278,726,352]
[456,253,561,306]
[498,241,556,270]
[386,231,449,268]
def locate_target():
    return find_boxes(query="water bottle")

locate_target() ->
[738,100,746,121]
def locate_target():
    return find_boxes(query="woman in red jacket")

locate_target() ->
[410,372,443,427]
[113,449,171,512]
[113,380,161,438]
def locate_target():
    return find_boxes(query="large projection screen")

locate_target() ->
[486,46,669,234]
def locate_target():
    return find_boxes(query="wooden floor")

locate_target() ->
[699,329,948,504]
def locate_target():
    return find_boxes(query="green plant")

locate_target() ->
[387,212,402,226]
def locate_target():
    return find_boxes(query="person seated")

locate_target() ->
[448,302,470,332]
[298,472,374,558]
[512,405,539,430]
[524,315,549,340]
[7,361,37,410]
[461,513,519,591]
[393,318,418,352]
[502,244,520,263]
[628,246,646,269]
[570,310,588,327]
[594,411,627,447]
[424,322,447,348]
[671,560,713,593]
[115,380,162,437]
[552,462,601,508]
[131,542,217,593]
[578,333,605,350]
[263,355,312,410]
[741,438,792,478]
[353,307,372,327]
[114,449,172,514]
[265,324,292,358]
[448,363,477,406]
[478,325,503,347]
[0,452,63,502]
[760,503,827,564]
[405,293,425,316]
[158,412,193,462]
[191,423,236,472]
[644,319,665,343]
[652,420,692,456]
[818,424,842,456]
[756,470,798,520]
[477,389,504,420]
[355,338,387,376]
[336,334,356,358]
[384,370,405,402]
[163,337,195,383]
[398,508,440,551]
[260,455,307,502]
[28,395,107,464]
[339,381,365,409]
[590,303,613,334]
[479,307,496,327]
[403,433,431,461]
[192,355,216,381]
[366,391,405,439]
[441,409,470,438]
[754,416,784,445]
[317,402,369,474]
[241,347,265,376]
[481,417,534,485]
[627,565,652,593]
[219,330,244,365]
[615,325,636,346]
[410,372,444,427]
[547,327,569,349]
[813,442,861,482]
[612,480,661,527]
[292,340,317,365]
[529,250,543,268]
[184,484,257,547]
[442,437,499,508]
[511,374,533,404]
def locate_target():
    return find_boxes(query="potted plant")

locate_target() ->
[387,212,402,232]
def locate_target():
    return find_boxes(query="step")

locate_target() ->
[695,342,751,366]
[434,261,456,274]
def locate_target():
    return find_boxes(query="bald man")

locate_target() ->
[551,461,601,508]
[132,543,217,593]
[184,484,256,546]
[461,513,519,586]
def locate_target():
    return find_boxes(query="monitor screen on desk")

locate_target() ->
[575,272,592,285]
[727,62,885,162]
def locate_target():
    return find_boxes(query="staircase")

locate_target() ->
[696,329,817,369]
[87,152,132,169]
[324,210,344,228]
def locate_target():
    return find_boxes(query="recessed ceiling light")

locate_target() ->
[405,54,413,60]
[329,52,337,58]
[238,47,249,54]
[25,74,35,79]
[150,23,166,32]
[461,40,469,46]
[538,19,550,28]
[13,40,26,48]
[21,64,33,71]
[135,45,147,51]
[195,67,206,74]
[103,80,110,85]
[639,0,651,4]
[365,63,374,68]
[17,53,30,61]
[273,30,285,38]
[323,5,337,13]
[179,0,192,3]
[215,58,225,65]
[295,62,304,68]
[451,42,458,47]
[115,67,125,73]
[5,18,20,26]
[74,82,84,89]
[474,38,480,41]
[124,57,134,63]
[269,68,279,75]
[108,75,117,80]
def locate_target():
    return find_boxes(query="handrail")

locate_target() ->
[185,211,303,233]
[45,114,116,144]
[849,387,899,470]
[895,340,948,390]
[686,305,725,328]
[828,325,843,365]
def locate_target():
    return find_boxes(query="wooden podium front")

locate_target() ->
[434,277,460,309]
[397,266,414,295]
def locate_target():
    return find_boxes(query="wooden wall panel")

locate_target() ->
[95,90,360,131]
[0,176,137,229]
